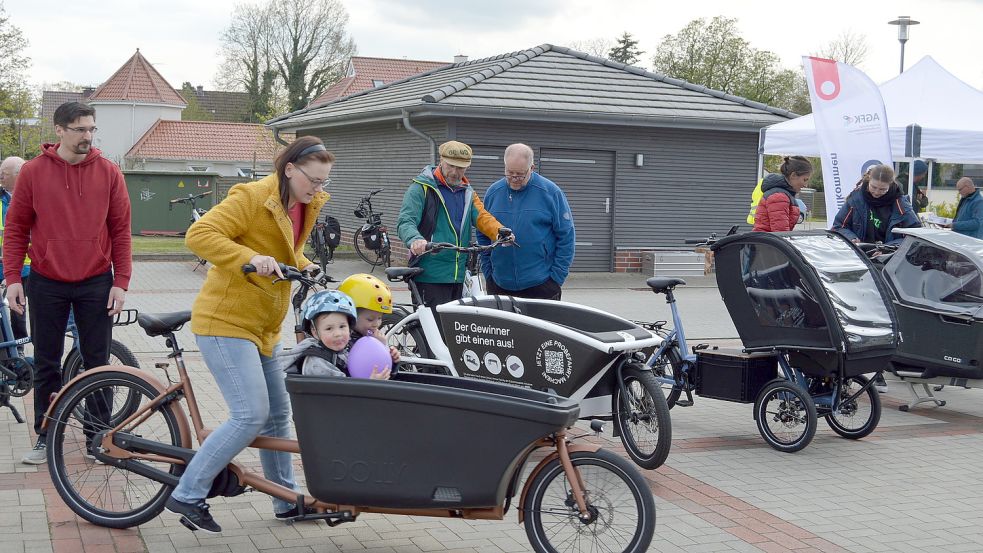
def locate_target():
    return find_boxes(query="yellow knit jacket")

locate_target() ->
[186,174,328,356]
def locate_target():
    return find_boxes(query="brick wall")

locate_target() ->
[614,249,647,273]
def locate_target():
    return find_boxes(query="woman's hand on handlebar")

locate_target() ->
[247,255,285,278]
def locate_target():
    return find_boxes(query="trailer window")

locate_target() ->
[893,242,983,306]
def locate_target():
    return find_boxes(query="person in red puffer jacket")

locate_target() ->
[753,156,813,232]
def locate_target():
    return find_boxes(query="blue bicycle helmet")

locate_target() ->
[303,290,357,331]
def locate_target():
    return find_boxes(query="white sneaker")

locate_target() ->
[21,438,47,465]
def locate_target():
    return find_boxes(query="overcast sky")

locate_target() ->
[8,0,983,94]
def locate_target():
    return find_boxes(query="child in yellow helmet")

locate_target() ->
[337,273,400,365]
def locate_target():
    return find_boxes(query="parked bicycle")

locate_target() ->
[383,230,672,470]
[352,188,392,269]
[43,263,656,553]
[169,191,212,270]
[306,216,341,276]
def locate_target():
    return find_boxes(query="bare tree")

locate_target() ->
[814,30,869,67]
[568,37,614,58]
[216,0,356,118]
[268,0,356,112]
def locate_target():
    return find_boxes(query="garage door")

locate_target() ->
[539,149,615,272]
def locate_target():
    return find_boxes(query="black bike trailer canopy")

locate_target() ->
[711,231,898,377]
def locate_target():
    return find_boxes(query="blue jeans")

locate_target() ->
[171,336,298,514]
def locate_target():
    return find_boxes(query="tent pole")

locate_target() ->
[756,128,766,178]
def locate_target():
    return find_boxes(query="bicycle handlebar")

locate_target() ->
[169,191,212,204]
[242,263,335,286]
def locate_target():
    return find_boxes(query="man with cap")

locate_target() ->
[899,160,929,213]
[397,141,511,307]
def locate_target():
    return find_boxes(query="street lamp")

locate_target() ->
[888,16,920,75]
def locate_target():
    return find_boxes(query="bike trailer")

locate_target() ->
[881,228,983,380]
[432,296,661,398]
[711,231,898,378]
[286,372,579,509]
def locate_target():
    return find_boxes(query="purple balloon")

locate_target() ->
[348,336,392,379]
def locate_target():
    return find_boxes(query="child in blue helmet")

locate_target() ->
[277,289,391,379]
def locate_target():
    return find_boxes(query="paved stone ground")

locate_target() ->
[2,259,983,552]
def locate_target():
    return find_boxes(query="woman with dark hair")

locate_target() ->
[164,136,334,533]
[832,164,921,246]
[753,156,813,232]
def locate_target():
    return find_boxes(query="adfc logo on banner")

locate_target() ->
[803,56,892,227]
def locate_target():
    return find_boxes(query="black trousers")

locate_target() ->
[416,282,464,307]
[26,270,113,437]
[486,275,562,300]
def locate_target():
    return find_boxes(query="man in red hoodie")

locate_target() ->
[3,102,132,465]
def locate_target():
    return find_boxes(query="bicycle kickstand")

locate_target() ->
[0,392,25,423]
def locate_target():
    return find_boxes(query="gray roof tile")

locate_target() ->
[268,44,794,129]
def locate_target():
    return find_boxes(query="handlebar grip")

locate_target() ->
[683,239,706,244]
[242,262,289,274]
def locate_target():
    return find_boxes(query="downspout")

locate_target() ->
[401,109,437,165]
[756,127,766,179]
[273,127,290,146]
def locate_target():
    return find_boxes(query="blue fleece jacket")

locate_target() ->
[952,191,983,239]
[478,172,575,289]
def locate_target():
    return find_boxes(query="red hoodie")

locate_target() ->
[2,143,132,289]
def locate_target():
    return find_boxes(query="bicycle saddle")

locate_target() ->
[385,267,424,282]
[646,277,686,294]
[138,311,192,337]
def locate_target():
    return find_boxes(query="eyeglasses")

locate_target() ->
[64,126,98,134]
[295,165,330,190]
[505,169,530,180]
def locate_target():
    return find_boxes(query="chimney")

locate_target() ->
[196,85,204,96]
[453,54,468,64]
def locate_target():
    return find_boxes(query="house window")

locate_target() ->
[372,79,385,87]
[189,165,211,172]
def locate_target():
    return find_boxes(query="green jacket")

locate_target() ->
[396,166,500,284]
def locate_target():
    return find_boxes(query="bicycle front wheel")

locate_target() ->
[47,370,186,528]
[353,228,384,267]
[825,375,881,439]
[523,449,656,553]
[612,362,672,469]
[755,379,817,453]
[382,310,445,374]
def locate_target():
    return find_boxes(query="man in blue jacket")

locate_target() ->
[479,143,575,300]
[945,177,983,239]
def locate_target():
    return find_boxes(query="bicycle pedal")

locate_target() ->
[674,400,694,407]
[178,516,198,532]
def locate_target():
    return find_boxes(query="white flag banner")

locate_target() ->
[803,56,893,228]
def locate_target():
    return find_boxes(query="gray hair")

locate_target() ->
[0,156,25,176]
[504,143,534,168]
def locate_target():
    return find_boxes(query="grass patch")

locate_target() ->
[131,235,193,255]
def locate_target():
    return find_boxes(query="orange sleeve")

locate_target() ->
[472,193,503,240]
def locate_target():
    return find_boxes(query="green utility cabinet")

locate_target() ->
[124,171,218,235]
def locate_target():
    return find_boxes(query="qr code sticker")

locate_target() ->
[544,350,564,374]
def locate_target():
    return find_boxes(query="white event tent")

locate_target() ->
[760,56,983,174]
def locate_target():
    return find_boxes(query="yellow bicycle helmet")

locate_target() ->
[337,273,393,314]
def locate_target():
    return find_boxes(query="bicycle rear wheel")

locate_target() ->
[523,449,656,553]
[382,309,446,374]
[353,228,384,267]
[47,370,186,528]
[63,340,141,426]
[649,346,684,409]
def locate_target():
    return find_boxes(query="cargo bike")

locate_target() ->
[42,264,657,553]
[858,228,983,411]
[384,239,673,470]
[645,230,895,452]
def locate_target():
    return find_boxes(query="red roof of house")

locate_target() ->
[89,49,186,107]
[125,120,283,162]
[309,56,448,106]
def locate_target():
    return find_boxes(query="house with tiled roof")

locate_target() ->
[308,56,450,106]
[179,84,251,122]
[125,120,282,177]
[269,44,795,271]
[86,49,187,165]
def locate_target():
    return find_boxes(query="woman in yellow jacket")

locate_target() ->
[165,136,332,533]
